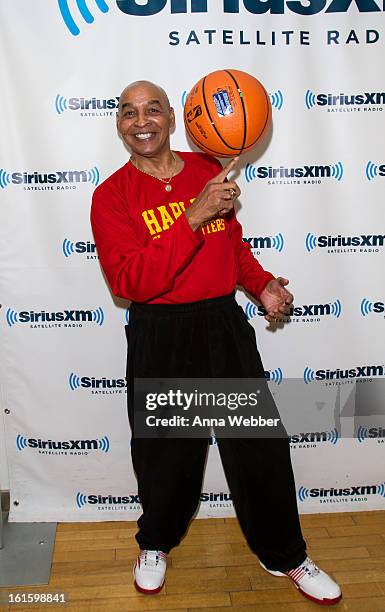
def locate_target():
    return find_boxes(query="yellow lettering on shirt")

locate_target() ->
[142,209,162,236]
[158,205,174,230]
[169,202,184,220]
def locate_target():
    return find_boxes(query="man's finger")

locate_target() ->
[215,157,239,184]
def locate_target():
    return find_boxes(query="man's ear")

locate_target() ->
[169,107,175,130]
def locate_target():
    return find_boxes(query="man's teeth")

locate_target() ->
[135,133,152,140]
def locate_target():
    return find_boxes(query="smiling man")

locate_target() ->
[90,80,341,606]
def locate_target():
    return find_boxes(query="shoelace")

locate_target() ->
[139,550,166,567]
[287,558,320,581]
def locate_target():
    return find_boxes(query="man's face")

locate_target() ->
[116,83,175,158]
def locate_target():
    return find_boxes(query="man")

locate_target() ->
[91,80,342,606]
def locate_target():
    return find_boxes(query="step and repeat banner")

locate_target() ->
[0,1,384,521]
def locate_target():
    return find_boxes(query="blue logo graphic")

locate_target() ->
[98,436,110,452]
[0,166,100,188]
[305,233,317,252]
[330,162,344,181]
[62,239,75,257]
[6,308,18,327]
[76,492,88,508]
[0,169,11,189]
[327,428,339,445]
[266,368,283,385]
[5,306,105,327]
[16,435,28,451]
[55,94,68,114]
[92,307,104,326]
[365,161,385,181]
[244,162,343,183]
[298,483,385,501]
[245,302,258,321]
[245,163,257,183]
[360,298,373,316]
[17,434,110,453]
[330,299,342,318]
[305,89,316,109]
[366,161,378,181]
[62,239,98,258]
[298,486,309,501]
[58,0,110,36]
[303,367,315,384]
[269,90,284,110]
[125,308,130,324]
[69,373,81,391]
[272,233,284,252]
[357,426,369,443]
[243,234,285,252]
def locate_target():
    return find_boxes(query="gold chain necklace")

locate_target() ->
[130,152,178,192]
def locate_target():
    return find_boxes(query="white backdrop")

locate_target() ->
[0,0,384,521]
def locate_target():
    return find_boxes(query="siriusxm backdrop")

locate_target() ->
[0,0,384,522]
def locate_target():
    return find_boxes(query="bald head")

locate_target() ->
[118,80,171,114]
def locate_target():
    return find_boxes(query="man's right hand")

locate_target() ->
[185,157,241,232]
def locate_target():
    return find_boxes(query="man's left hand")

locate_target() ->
[259,277,294,323]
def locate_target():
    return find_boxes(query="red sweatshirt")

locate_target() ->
[91,151,274,304]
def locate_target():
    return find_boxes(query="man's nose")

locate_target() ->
[135,111,150,127]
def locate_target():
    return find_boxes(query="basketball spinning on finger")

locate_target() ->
[183,69,271,158]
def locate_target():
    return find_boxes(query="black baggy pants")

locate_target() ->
[126,293,307,572]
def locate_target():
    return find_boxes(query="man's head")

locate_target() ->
[116,80,175,159]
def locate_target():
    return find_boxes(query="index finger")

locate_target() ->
[215,156,239,183]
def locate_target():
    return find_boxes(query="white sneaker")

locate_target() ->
[133,549,167,594]
[260,556,342,605]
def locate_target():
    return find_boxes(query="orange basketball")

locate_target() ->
[183,69,271,158]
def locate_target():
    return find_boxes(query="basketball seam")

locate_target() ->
[224,69,247,153]
[246,86,271,149]
[202,75,242,153]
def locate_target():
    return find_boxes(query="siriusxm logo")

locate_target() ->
[306,90,385,110]
[298,483,385,502]
[76,492,140,508]
[245,161,343,184]
[357,426,385,443]
[290,428,339,445]
[304,364,384,384]
[243,234,284,253]
[16,434,110,453]
[62,239,98,259]
[264,368,283,385]
[360,299,384,317]
[365,161,385,181]
[6,307,104,328]
[58,1,385,37]
[245,300,341,322]
[200,492,232,503]
[69,373,127,393]
[306,233,385,253]
[55,94,119,117]
[0,167,99,190]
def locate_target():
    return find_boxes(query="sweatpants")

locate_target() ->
[126,292,307,572]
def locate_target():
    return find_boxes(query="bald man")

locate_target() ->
[90,81,341,606]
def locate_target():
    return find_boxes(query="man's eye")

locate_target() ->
[148,108,160,114]
[124,110,135,117]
